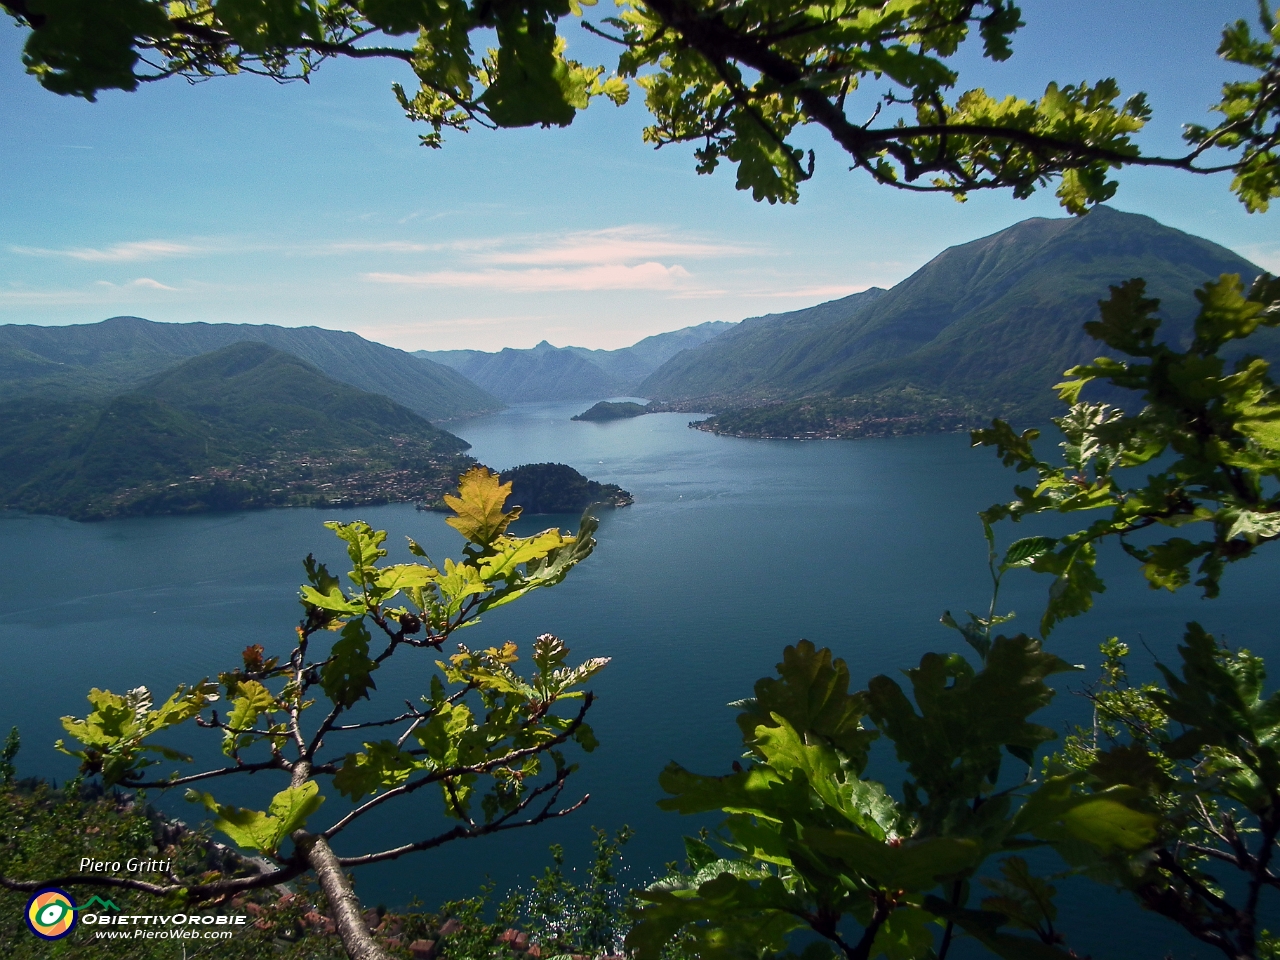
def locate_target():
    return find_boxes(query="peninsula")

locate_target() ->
[499,463,633,514]
[571,401,649,422]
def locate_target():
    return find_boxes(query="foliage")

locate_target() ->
[422,825,636,960]
[0,773,348,959]
[612,0,1279,208]
[4,1,1277,209]
[625,636,1158,960]
[1049,630,1279,960]
[524,825,636,954]
[974,270,1280,635]
[0,764,640,959]
[975,260,1280,954]
[1193,2,1280,214]
[0,0,630,144]
[614,0,1141,207]
[2,465,607,960]
[0,727,19,787]
[630,269,1280,960]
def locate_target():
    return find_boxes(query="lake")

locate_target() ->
[2,401,1275,957]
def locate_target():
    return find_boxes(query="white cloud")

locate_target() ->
[396,210,451,225]
[364,262,692,292]
[665,288,732,300]
[10,240,199,262]
[666,283,873,303]
[323,240,437,254]
[754,284,872,299]
[308,227,742,265]
[0,277,181,305]
[481,226,758,267]
[351,226,754,293]
[91,278,178,290]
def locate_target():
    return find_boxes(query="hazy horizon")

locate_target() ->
[0,311,743,356]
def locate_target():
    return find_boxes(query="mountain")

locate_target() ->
[639,289,887,402]
[563,321,738,385]
[0,316,501,421]
[640,207,1265,435]
[0,342,474,520]
[426,341,621,403]
[421,320,735,402]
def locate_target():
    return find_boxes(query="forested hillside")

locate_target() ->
[0,315,501,421]
[0,342,473,520]
[639,289,886,402]
[641,208,1264,436]
[563,321,737,385]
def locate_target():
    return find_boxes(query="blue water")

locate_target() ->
[2,402,1275,957]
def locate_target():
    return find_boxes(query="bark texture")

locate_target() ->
[296,831,390,960]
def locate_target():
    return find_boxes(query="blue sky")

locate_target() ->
[1,1,1276,351]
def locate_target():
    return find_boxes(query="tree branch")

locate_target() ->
[127,758,285,789]
[0,862,305,900]
[323,693,593,839]
[845,894,892,960]
[636,0,1258,195]
[295,832,392,960]
[335,775,586,868]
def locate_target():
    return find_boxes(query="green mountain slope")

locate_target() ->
[639,289,886,400]
[563,320,737,385]
[421,321,735,402]
[641,207,1264,435]
[0,342,473,520]
[0,316,501,420]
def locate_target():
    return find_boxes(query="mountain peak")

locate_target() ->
[421,322,736,403]
[640,208,1263,425]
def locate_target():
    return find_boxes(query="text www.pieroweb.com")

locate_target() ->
[84,913,247,940]
[95,928,234,940]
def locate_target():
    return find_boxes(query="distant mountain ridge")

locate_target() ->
[640,207,1265,436]
[0,342,474,520]
[0,315,501,421]
[420,321,735,402]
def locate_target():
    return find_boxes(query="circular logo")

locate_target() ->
[25,888,77,940]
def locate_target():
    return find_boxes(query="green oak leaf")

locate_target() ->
[320,620,379,708]
[186,781,324,856]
